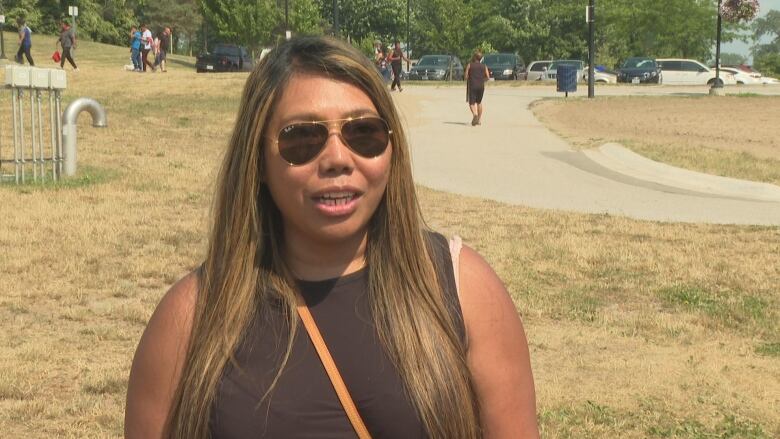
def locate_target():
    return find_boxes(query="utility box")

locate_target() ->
[49,69,67,90]
[556,65,578,95]
[4,65,31,87]
[30,68,50,88]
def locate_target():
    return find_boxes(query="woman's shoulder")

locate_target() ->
[125,269,200,437]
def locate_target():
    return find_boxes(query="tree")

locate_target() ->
[144,0,202,53]
[752,10,780,75]
[199,0,281,50]
[719,52,747,65]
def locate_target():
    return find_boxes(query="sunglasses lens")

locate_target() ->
[342,118,390,158]
[278,123,329,165]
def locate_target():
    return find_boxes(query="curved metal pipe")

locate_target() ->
[62,97,108,176]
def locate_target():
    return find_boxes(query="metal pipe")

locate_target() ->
[61,97,107,177]
[19,89,25,183]
[12,88,20,183]
[55,91,63,177]
[37,90,45,181]
[30,87,37,181]
[49,91,57,179]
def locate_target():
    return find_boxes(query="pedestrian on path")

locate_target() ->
[129,26,142,72]
[16,18,34,66]
[57,21,78,71]
[389,40,408,92]
[124,35,539,439]
[465,50,490,126]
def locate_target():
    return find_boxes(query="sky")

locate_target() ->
[721,0,779,62]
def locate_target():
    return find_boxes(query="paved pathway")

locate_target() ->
[392,84,780,225]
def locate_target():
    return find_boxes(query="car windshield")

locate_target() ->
[417,55,450,67]
[550,60,583,70]
[214,46,240,57]
[483,54,514,64]
[622,58,656,69]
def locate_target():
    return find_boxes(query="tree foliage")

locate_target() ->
[752,10,780,76]
[0,0,753,68]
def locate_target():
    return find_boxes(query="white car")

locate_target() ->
[582,69,617,84]
[543,60,585,82]
[656,58,736,85]
[718,67,760,85]
[524,60,552,81]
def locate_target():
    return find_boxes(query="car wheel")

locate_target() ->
[707,78,724,86]
[196,68,205,73]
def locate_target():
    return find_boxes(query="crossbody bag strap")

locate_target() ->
[295,294,373,439]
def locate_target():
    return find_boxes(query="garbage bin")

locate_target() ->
[556,64,578,96]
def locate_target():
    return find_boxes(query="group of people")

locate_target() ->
[372,40,490,126]
[373,40,409,92]
[15,18,79,71]
[129,24,170,73]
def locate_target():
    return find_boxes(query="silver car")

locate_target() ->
[524,60,552,81]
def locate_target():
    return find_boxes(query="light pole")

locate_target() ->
[406,0,410,71]
[587,0,595,98]
[711,0,724,95]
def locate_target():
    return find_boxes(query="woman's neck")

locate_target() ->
[283,229,368,281]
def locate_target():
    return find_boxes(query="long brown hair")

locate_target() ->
[166,36,481,438]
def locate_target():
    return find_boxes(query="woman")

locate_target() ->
[465,51,490,126]
[125,36,538,438]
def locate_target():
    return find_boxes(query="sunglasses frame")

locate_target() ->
[271,116,393,166]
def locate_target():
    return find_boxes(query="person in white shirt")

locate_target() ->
[140,24,154,72]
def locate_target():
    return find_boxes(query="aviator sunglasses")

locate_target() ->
[272,116,392,166]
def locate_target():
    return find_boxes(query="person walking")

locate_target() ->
[154,27,171,72]
[388,40,408,92]
[130,26,142,72]
[57,21,78,71]
[465,50,490,126]
[140,24,154,72]
[16,18,34,66]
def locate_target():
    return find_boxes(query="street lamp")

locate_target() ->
[587,0,595,98]
[406,0,410,71]
[711,0,724,95]
[0,1,7,59]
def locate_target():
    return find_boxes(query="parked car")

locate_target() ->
[656,58,736,85]
[196,44,254,73]
[717,66,760,85]
[482,53,525,80]
[583,68,617,84]
[617,57,662,84]
[524,60,552,81]
[408,55,464,80]
[543,60,585,82]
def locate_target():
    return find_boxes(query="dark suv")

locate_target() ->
[196,44,254,73]
[482,53,525,80]
[617,57,662,84]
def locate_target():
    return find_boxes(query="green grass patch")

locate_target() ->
[755,341,780,357]
[659,284,775,334]
[1,165,118,191]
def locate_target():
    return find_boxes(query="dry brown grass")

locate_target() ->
[0,36,778,438]
[532,96,780,186]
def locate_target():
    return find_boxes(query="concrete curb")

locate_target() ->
[583,143,780,203]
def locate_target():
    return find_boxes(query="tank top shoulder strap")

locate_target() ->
[425,231,467,348]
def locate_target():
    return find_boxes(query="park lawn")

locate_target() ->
[0,35,778,438]
[532,95,780,186]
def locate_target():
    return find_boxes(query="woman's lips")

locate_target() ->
[312,192,361,216]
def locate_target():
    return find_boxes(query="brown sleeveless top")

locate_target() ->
[467,62,487,90]
[210,232,464,438]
